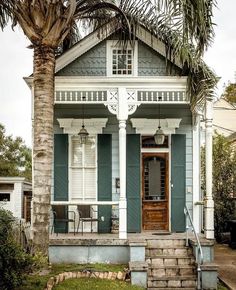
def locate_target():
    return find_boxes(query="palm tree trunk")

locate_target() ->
[32,45,55,255]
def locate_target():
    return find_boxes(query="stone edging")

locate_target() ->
[44,270,128,290]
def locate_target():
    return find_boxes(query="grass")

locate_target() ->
[17,263,129,290]
[218,282,229,290]
[54,278,145,290]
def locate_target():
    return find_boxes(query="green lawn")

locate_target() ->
[17,263,142,290]
[18,263,227,290]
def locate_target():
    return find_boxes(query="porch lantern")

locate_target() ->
[154,126,165,145]
[78,96,89,144]
[154,97,165,145]
[78,124,89,144]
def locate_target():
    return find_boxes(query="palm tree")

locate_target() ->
[0,0,129,255]
[0,0,217,255]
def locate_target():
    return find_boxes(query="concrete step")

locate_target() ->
[148,276,196,288]
[148,255,195,266]
[146,247,192,257]
[147,239,186,248]
[148,265,196,277]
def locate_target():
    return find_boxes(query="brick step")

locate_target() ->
[148,265,196,277]
[146,247,192,257]
[149,265,195,270]
[147,239,186,248]
[146,244,189,249]
[148,275,196,281]
[148,276,196,288]
[148,255,195,266]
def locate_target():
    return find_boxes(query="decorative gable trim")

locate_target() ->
[55,20,182,74]
[56,19,121,73]
[131,118,182,135]
[57,118,108,134]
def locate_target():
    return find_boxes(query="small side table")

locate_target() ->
[111,216,119,233]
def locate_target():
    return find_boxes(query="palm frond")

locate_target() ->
[118,0,218,107]
[0,0,217,107]
[0,0,12,29]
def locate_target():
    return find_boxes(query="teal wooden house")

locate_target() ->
[25,19,218,290]
[51,22,213,238]
[26,21,215,242]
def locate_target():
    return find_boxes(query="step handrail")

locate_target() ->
[184,205,203,290]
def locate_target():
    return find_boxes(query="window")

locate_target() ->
[112,49,133,75]
[70,136,97,201]
[0,193,10,202]
[107,41,137,76]
[143,156,166,201]
[142,136,169,148]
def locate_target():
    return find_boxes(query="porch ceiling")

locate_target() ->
[54,103,191,121]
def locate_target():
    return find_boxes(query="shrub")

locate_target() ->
[0,207,33,290]
[201,134,236,242]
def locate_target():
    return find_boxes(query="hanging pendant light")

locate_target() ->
[154,125,165,145]
[154,97,165,145]
[78,96,89,144]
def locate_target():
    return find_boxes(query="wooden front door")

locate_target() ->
[142,153,169,231]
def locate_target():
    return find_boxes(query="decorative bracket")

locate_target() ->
[105,88,140,118]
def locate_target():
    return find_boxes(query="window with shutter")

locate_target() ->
[70,136,97,201]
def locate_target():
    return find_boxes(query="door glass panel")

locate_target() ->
[144,156,166,201]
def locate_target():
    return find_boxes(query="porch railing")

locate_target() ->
[54,89,188,104]
[184,206,203,290]
[51,201,119,206]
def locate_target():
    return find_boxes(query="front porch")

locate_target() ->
[49,232,200,264]
[50,76,215,240]
[49,232,217,289]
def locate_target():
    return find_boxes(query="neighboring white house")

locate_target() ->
[213,98,236,136]
[0,177,32,222]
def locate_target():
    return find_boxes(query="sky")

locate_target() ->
[0,1,236,148]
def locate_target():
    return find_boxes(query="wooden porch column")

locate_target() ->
[118,88,128,239]
[205,97,214,239]
[192,114,201,233]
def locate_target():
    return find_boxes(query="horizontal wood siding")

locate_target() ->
[103,117,135,208]
[176,125,193,216]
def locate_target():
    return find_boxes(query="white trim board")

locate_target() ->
[25,76,188,91]
[53,76,187,91]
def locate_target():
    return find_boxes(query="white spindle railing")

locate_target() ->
[55,89,188,104]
